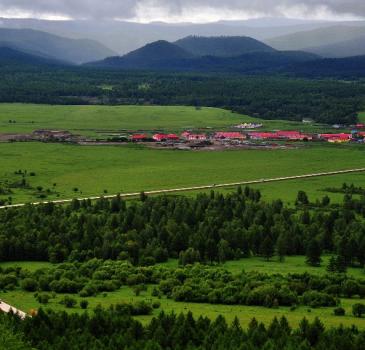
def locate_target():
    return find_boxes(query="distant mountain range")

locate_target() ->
[0,28,116,64]
[87,37,319,73]
[1,28,365,78]
[1,17,362,55]
[266,25,365,58]
[0,46,65,67]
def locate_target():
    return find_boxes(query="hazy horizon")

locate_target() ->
[0,0,364,23]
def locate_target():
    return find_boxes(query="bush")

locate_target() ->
[60,296,77,308]
[334,307,345,316]
[352,303,365,318]
[301,291,337,308]
[21,278,38,292]
[35,293,51,305]
[80,300,89,309]
[152,301,161,309]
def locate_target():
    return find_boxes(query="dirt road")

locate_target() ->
[0,300,27,319]
[1,167,365,210]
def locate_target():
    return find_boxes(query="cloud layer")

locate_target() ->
[0,0,364,22]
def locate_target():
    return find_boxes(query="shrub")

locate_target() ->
[21,278,38,292]
[35,293,51,304]
[152,301,161,309]
[80,300,89,309]
[352,303,365,318]
[60,296,77,308]
[334,307,345,316]
[301,291,337,308]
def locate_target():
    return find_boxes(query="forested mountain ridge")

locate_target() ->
[0,28,116,64]
[87,37,318,72]
[303,36,365,58]
[266,25,365,52]
[91,40,194,69]
[174,36,276,57]
[0,46,67,67]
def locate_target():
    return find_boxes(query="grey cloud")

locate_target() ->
[0,0,364,20]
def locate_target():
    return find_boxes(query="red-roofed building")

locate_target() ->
[153,133,180,142]
[214,132,246,140]
[167,134,179,140]
[131,134,148,142]
[153,134,168,142]
[249,132,278,140]
[249,131,311,141]
[181,132,207,141]
[356,123,365,129]
[275,131,312,140]
[320,133,352,143]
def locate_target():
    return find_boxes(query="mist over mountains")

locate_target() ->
[1,17,364,55]
[1,16,365,77]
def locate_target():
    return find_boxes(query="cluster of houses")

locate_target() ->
[234,123,263,129]
[129,130,365,143]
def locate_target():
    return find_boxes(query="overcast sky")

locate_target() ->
[0,0,364,23]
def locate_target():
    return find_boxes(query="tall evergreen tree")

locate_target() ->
[306,239,322,267]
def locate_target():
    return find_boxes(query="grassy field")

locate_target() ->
[1,142,364,204]
[1,282,364,329]
[359,111,365,123]
[0,104,335,137]
[162,256,365,279]
[1,257,364,328]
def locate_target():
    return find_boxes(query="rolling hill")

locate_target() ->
[174,36,275,57]
[88,40,194,69]
[0,28,116,64]
[287,55,365,77]
[88,38,318,73]
[0,46,65,67]
[304,36,365,58]
[266,25,365,52]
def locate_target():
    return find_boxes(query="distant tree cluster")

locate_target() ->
[0,66,363,124]
[1,259,365,309]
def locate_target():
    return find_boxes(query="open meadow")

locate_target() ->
[0,103,339,137]
[0,142,364,204]
[1,256,365,329]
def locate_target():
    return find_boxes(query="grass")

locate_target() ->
[358,111,365,123]
[0,261,54,272]
[0,257,364,328]
[161,256,365,279]
[1,141,364,204]
[1,284,364,329]
[0,104,336,137]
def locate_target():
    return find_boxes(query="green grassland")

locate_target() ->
[162,256,365,279]
[359,111,365,123]
[1,277,364,329]
[1,257,364,328]
[0,104,334,137]
[1,142,364,204]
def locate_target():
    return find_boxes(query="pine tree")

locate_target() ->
[261,236,274,261]
[326,256,337,272]
[276,233,287,262]
[305,239,322,266]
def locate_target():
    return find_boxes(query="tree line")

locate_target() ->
[3,260,365,309]
[3,307,365,350]
[0,65,363,124]
[0,188,365,268]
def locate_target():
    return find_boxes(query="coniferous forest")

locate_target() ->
[0,65,364,124]
[1,189,365,348]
